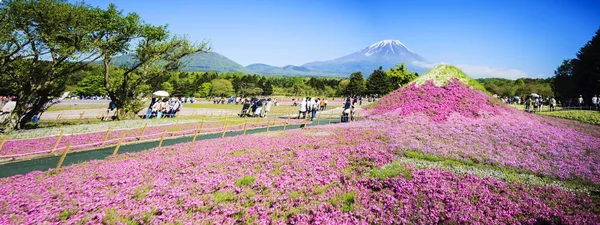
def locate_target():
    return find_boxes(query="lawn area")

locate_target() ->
[45,104,106,112]
[540,110,600,126]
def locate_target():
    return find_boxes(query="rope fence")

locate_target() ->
[0,109,357,160]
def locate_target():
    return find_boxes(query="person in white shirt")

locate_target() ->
[264,98,272,117]
[592,95,598,109]
[299,98,307,119]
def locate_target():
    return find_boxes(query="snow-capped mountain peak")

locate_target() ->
[364,39,416,57]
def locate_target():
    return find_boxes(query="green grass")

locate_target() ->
[235,175,256,187]
[133,184,154,200]
[213,191,235,204]
[331,192,356,213]
[59,209,78,220]
[46,104,106,112]
[369,161,413,181]
[540,110,600,125]
[411,64,487,92]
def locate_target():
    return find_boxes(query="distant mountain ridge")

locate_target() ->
[105,40,429,77]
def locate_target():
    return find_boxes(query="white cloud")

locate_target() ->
[411,61,528,80]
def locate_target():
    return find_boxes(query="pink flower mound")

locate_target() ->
[370,79,509,122]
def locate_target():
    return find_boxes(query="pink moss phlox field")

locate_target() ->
[363,77,600,183]
[385,113,600,183]
[0,119,296,157]
[0,126,597,224]
[369,79,510,122]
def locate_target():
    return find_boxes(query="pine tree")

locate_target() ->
[366,66,390,96]
[572,28,600,99]
[345,72,366,97]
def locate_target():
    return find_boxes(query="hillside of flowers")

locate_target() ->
[369,65,510,122]
[0,126,598,224]
[366,65,600,184]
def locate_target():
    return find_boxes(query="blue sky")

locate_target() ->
[83,0,600,79]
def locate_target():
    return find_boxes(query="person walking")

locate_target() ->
[578,95,584,108]
[550,97,556,112]
[145,98,156,119]
[309,97,317,121]
[299,98,307,119]
[341,98,351,123]
[592,95,598,110]
[264,98,272,117]
[170,99,182,118]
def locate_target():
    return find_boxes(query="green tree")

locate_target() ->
[262,79,274,96]
[366,66,391,96]
[160,82,174,94]
[197,82,212,97]
[345,72,366,97]
[552,59,575,98]
[210,79,234,97]
[97,3,210,118]
[1,0,104,130]
[552,28,600,100]
[572,28,600,98]
[387,63,417,90]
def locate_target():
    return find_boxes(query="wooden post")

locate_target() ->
[138,123,148,141]
[101,127,111,146]
[303,118,308,128]
[328,111,332,124]
[96,111,102,119]
[192,120,204,142]
[210,112,214,118]
[266,119,271,132]
[112,132,127,156]
[221,121,227,138]
[243,120,248,135]
[158,128,167,147]
[79,111,85,120]
[192,110,196,117]
[51,130,65,153]
[55,114,61,122]
[0,136,8,151]
[317,111,321,125]
[55,142,72,169]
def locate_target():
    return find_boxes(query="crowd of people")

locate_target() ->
[143,97,184,119]
[238,97,276,118]
[499,94,600,113]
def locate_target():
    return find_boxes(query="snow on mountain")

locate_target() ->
[301,40,429,76]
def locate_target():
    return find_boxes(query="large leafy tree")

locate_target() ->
[210,79,234,97]
[96,4,210,118]
[345,72,366,97]
[1,0,103,130]
[387,63,417,90]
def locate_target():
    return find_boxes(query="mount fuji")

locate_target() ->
[299,40,429,76]
[102,40,431,77]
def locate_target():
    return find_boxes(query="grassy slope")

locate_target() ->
[540,110,600,126]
